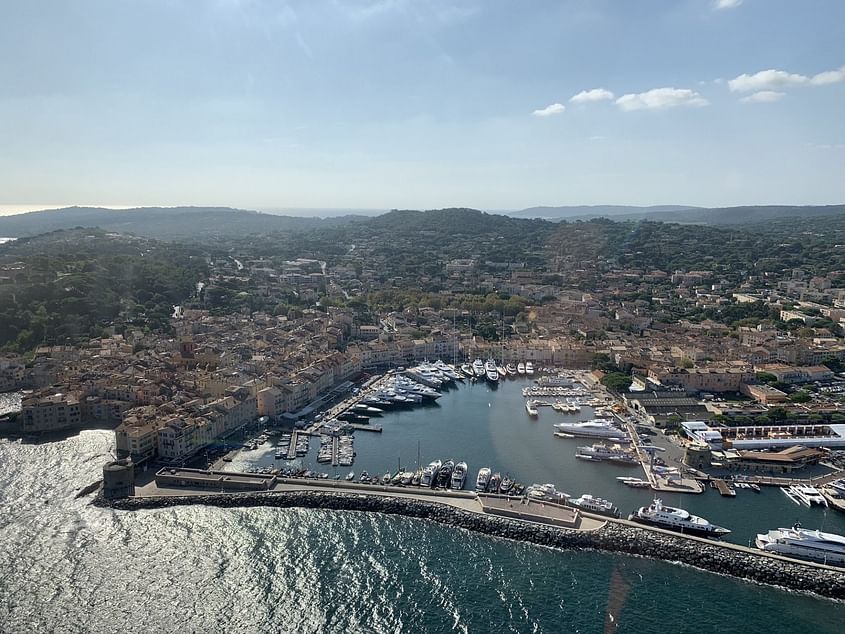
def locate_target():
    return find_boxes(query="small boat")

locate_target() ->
[499,474,514,495]
[525,401,539,417]
[420,460,442,487]
[359,470,370,483]
[476,467,491,492]
[488,472,502,494]
[436,460,455,488]
[382,472,391,484]
[345,471,355,481]
[451,462,468,490]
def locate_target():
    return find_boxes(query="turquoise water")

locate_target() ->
[2,381,844,632]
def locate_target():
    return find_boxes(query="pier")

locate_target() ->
[112,476,845,599]
[624,419,704,494]
[712,479,737,497]
[285,431,299,460]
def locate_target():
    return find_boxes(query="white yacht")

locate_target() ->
[526,483,570,502]
[506,364,517,376]
[756,525,845,566]
[517,362,525,375]
[525,400,539,417]
[554,420,624,439]
[451,462,468,490]
[525,361,535,375]
[460,363,475,378]
[472,359,486,377]
[475,467,491,492]
[630,498,730,538]
[485,359,499,382]
[420,459,442,488]
[576,444,638,465]
[617,476,651,489]
[570,494,620,518]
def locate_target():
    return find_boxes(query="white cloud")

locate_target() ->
[532,103,566,117]
[615,88,708,111]
[570,88,615,104]
[714,0,742,9]
[810,65,845,86]
[728,65,845,92]
[728,69,808,92]
[739,91,786,103]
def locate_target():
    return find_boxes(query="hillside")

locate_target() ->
[641,205,845,225]
[0,229,208,351]
[510,205,699,220]
[0,206,360,240]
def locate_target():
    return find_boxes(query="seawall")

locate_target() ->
[96,490,845,600]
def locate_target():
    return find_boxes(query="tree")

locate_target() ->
[756,372,777,384]
[789,390,811,403]
[601,372,632,393]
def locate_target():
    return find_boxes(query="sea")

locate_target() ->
[1,379,844,633]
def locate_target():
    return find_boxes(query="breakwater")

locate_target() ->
[97,490,845,600]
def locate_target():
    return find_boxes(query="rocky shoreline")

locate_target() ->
[96,489,845,600]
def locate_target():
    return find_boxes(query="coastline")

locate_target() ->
[95,487,845,601]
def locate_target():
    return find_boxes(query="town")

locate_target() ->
[3,210,845,482]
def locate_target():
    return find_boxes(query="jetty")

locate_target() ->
[285,431,299,460]
[108,473,845,600]
[712,479,737,497]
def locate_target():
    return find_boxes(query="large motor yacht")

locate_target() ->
[630,498,730,538]
[756,525,845,566]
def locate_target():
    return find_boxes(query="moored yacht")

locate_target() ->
[525,400,539,417]
[499,474,514,495]
[450,461,468,490]
[420,459,441,487]
[436,460,455,487]
[525,362,535,375]
[506,364,517,376]
[570,494,620,518]
[472,359,486,377]
[630,498,730,538]
[488,472,502,493]
[755,525,845,566]
[517,362,526,375]
[460,363,475,378]
[485,359,499,382]
[476,467,491,492]
[554,420,624,439]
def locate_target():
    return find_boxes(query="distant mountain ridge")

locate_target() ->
[3,203,845,241]
[511,203,845,224]
[641,204,845,225]
[0,206,361,240]
[509,205,700,220]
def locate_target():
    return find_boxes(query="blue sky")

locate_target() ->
[1,0,843,213]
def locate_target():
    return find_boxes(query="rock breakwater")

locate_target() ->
[97,489,845,600]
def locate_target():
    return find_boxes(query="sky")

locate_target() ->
[1,0,844,214]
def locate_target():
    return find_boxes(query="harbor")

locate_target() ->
[216,367,845,549]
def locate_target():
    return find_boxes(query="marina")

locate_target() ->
[220,370,845,548]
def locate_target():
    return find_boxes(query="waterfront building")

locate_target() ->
[20,391,82,433]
